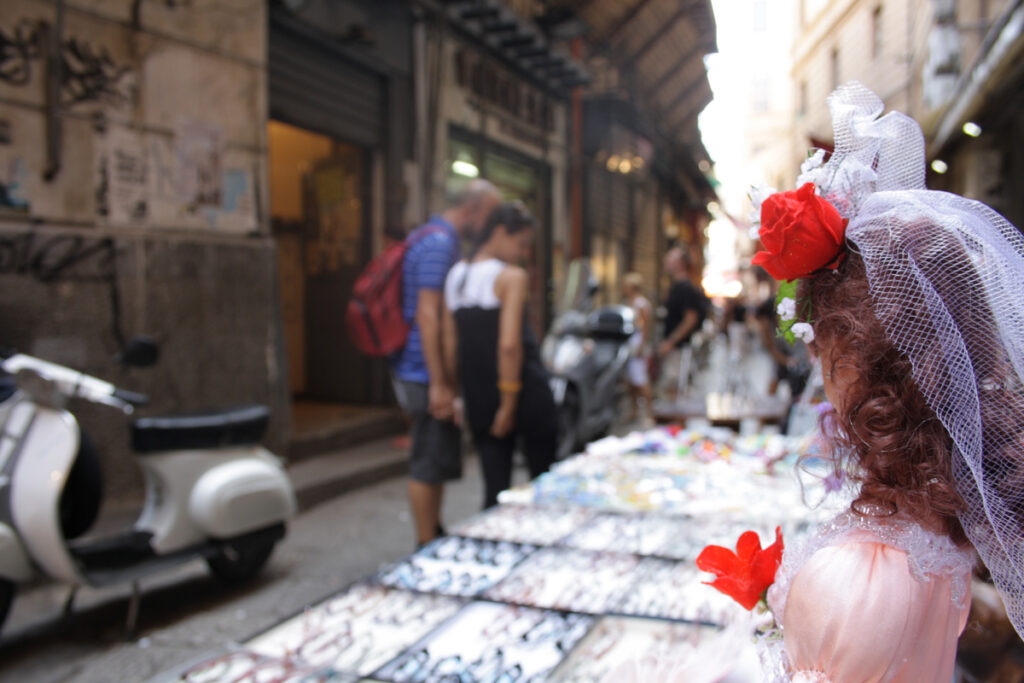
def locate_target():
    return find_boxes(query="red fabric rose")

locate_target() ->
[696,527,784,610]
[752,183,847,280]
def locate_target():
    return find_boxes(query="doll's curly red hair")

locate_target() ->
[798,252,967,543]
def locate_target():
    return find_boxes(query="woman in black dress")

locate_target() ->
[443,202,557,508]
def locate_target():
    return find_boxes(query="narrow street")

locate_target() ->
[0,335,772,683]
[0,451,495,683]
[1,0,1021,679]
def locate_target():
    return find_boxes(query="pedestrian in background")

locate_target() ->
[754,292,811,400]
[657,246,707,400]
[443,201,557,509]
[392,179,501,546]
[622,272,654,424]
[753,290,811,433]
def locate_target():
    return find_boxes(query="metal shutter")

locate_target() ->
[269,16,384,148]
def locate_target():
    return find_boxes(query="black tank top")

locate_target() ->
[445,259,557,437]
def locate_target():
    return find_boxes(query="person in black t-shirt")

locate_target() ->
[657,246,707,398]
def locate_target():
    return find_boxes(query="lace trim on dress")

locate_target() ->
[759,509,976,680]
[791,672,833,683]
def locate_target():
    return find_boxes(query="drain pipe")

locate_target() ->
[42,0,64,181]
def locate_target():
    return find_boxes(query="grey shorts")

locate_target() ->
[393,379,463,484]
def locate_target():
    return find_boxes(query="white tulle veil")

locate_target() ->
[801,82,1024,639]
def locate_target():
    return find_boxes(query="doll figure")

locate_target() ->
[752,83,1024,681]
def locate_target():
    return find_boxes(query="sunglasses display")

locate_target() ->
[158,425,843,683]
[244,585,464,677]
[546,616,732,683]
[376,537,538,597]
[374,602,593,682]
[451,505,596,546]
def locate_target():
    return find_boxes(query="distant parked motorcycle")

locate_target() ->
[543,261,635,459]
[0,338,296,634]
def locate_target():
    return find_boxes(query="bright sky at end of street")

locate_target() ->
[699,0,766,218]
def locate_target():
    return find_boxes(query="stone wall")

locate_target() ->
[0,1,288,499]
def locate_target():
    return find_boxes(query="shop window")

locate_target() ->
[445,134,545,224]
[447,138,482,201]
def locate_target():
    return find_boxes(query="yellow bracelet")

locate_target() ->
[498,380,522,393]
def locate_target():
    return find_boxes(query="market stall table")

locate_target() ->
[652,393,789,430]
[151,426,844,683]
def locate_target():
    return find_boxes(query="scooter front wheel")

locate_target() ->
[206,523,284,583]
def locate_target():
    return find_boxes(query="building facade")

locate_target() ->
[0,0,719,484]
[0,0,282,494]
[789,0,1022,229]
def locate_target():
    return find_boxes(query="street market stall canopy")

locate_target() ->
[433,0,719,207]
[571,0,718,147]
[437,0,717,146]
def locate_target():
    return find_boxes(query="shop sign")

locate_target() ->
[455,47,554,134]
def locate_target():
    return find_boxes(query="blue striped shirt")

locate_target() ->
[392,216,460,383]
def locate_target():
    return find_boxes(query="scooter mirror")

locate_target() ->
[117,336,160,368]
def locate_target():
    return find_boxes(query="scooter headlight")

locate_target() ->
[551,337,588,375]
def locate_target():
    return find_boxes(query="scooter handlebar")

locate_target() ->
[1,354,139,412]
[113,388,149,407]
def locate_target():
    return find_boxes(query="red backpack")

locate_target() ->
[345,225,447,356]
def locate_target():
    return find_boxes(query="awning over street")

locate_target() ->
[572,0,718,147]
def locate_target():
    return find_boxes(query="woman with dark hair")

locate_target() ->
[743,84,1024,680]
[443,201,557,509]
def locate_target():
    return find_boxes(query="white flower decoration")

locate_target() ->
[747,182,778,226]
[748,225,762,241]
[796,149,826,188]
[791,322,815,344]
[776,297,796,321]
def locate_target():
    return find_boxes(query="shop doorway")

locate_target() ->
[270,119,405,454]
[270,120,373,404]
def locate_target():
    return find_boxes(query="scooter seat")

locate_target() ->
[131,405,269,454]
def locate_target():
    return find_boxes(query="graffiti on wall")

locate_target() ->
[61,37,135,108]
[0,20,135,108]
[0,21,39,87]
[2,18,257,233]
[0,231,116,283]
[0,230,126,344]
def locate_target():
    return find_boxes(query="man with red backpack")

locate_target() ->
[392,179,501,546]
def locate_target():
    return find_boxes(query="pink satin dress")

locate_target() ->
[765,512,974,682]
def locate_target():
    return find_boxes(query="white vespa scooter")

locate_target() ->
[0,338,297,634]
